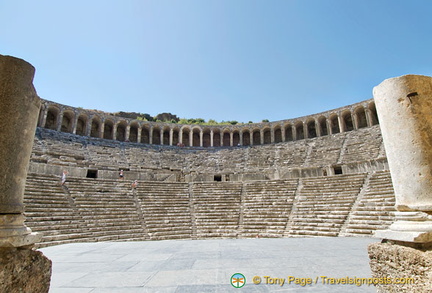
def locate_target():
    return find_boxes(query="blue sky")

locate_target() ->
[1,0,432,123]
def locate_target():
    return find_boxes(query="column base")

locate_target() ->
[0,214,41,248]
[374,211,432,244]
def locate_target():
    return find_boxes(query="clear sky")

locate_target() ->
[1,0,432,123]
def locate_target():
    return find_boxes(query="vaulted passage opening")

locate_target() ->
[242,131,250,145]
[45,108,58,130]
[141,127,150,144]
[76,116,87,136]
[295,123,304,140]
[252,130,260,145]
[90,118,101,138]
[104,121,114,139]
[274,128,282,143]
[263,129,271,144]
[342,112,354,132]
[307,120,317,138]
[318,117,328,136]
[285,125,293,141]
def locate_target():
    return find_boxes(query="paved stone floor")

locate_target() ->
[41,237,379,293]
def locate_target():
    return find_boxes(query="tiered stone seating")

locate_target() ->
[242,180,298,238]
[276,140,309,168]
[341,125,383,163]
[66,177,146,242]
[305,133,345,167]
[192,182,242,238]
[343,171,396,236]
[288,174,366,237]
[23,173,92,247]
[85,144,127,170]
[136,182,192,240]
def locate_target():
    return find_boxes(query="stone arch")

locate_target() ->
[263,127,271,144]
[192,127,200,147]
[242,129,251,146]
[354,106,368,129]
[306,119,317,138]
[45,106,59,130]
[90,116,101,138]
[318,116,328,136]
[274,126,282,143]
[141,125,150,144]
[172,127,180,146]
[103,119,114,139]
[76,114,88,136]
[233,130,240,146]
[252,129,261,145]
[129,122,139,142]
[329,114,340,134]
[152,127,161,145]
[61,110,74,133]
[295,121,304,140]
[213,129,221,147]
[162,126,170,145]
[222,130,230,146]
[342,110,354,132]
[182,127,190,146]
[284,124,293,141]
[203,128,211,147]
[368,102,379,125]
[116,121,127,141]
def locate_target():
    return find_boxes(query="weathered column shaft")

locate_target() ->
[0,55,41,248]
[0,55,40,213]
[373,75,432,211]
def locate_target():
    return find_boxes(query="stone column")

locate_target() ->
[0,55,42,247]
[373,75,432,244]
[0,54,52,292]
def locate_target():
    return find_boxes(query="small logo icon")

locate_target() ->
[230,273,246,288]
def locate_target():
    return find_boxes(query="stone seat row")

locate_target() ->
[23,171,397,247]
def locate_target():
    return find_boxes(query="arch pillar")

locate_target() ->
[125,125,131,141]
[99,122,105,139]
[230,131,234,146]
[326,118,333,135]
[179,129,183,145]
[315,120,321,137]
[72,115,79,134]
[292,125,297,141]
[239,130,243,146]
[56,111,64,132]
[38,105,48,127]
[365,108,374,127]
[137,125,142,143]
[85,119,91,136]
[149,126,153,144]
[281,125,286,142]
[338,114,345,133]
[303,123,308,139]
[210,129,214,147]
[169,129,173,146]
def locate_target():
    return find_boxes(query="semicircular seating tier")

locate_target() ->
[24,98,396,248]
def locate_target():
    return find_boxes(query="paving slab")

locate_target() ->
[41,237,379,292]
